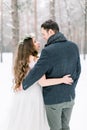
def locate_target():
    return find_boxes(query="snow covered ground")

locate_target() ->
[0,53,87,130]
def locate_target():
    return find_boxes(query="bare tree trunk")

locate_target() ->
[84,0,87,59]
[50,0,55,20]
[34,0,37,38]
[0,0,3,62]
[26,0,30,34]
[11,0,19,54]
[57,0,62,31]
[63,0,72,40]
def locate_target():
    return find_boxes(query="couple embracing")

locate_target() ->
[7,19,81,130]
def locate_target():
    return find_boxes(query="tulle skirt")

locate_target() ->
[6,83,50,130]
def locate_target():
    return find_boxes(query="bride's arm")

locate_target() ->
[38,74,73,87]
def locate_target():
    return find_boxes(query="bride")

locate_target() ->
[6,35,73,130]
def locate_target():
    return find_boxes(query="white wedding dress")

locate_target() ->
[6,61,50,130]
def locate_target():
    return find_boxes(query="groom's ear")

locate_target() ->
[48,29,55,36]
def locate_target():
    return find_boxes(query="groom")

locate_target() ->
[22,19,81,130]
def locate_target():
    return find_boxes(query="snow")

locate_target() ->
[0,53,87,130]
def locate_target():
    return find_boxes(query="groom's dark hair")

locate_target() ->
[41,19,59,33]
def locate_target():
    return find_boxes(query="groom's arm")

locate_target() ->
[72,47,81,88]
[73,53,81,87]
[22,49,50,90]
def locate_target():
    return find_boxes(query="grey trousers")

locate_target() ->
[45,100,74,130]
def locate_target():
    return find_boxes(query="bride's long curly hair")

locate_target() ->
[13,37,38,91]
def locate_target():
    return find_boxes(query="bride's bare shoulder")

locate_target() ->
[34,57,39,62]
[29,55,35,62]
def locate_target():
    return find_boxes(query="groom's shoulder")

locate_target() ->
[41,47,51,56]
[40,47,55,60]
[43,44,54,52]
[40,47,52,58]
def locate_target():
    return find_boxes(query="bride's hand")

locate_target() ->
[62,74,73,85]
[15,85,23,92]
